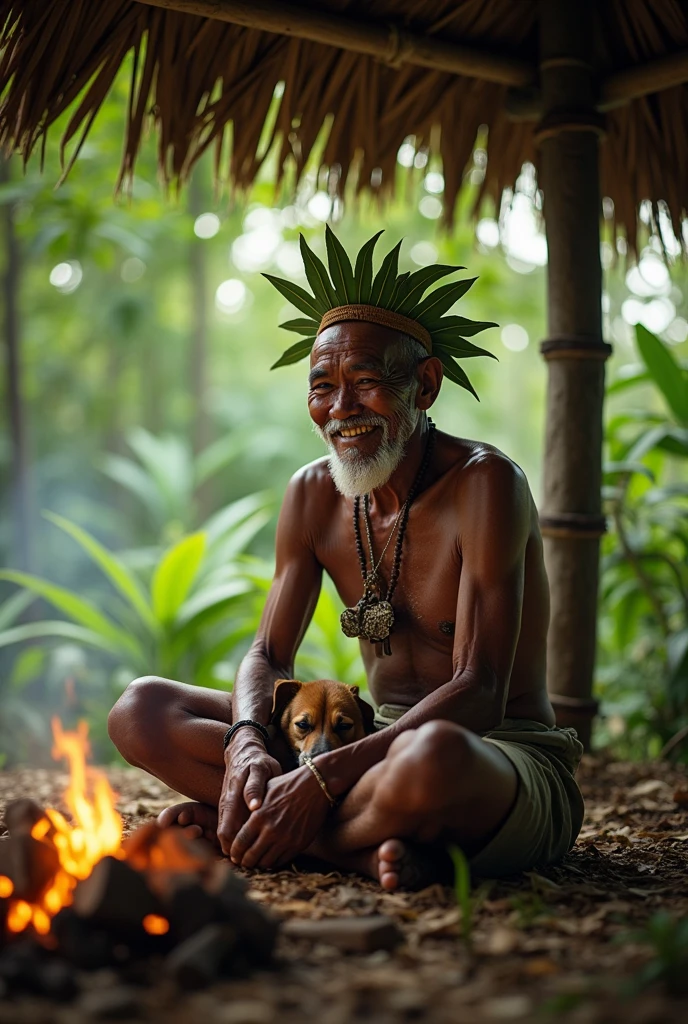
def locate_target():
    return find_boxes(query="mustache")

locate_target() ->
[321,414,387,437]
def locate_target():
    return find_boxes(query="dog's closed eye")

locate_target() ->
[294,718,312,732]
[334,719,354,733]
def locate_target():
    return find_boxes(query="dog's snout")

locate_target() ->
[299,736,333,763]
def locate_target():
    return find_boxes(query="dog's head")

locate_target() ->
[271,679,375,765]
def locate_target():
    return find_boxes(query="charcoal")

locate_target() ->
[164,923,236,990]
[0,937,46,991]
[282,915,403,952]
[73,856,161,935]
[207,862,277,966]
[3,799,46,837]
[0,835,59,903]
[166,879,220,941]
[52,909,118,970]
[36,957,79,1001]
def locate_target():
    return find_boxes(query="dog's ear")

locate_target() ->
[349,685,376,734]
[271,679,302,724]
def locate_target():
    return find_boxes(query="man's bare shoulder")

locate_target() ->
[284,456,339,520]
[436,432,528,494]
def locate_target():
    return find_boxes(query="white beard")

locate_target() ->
[314,401,421,498]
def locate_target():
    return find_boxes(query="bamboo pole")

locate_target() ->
[134,0,534,87]
[537,0,610,750]
[601,49,688,108]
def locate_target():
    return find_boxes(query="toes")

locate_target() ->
[181,824,203,839]
[378,838,405,863]
[157,804,184,828]
[379,868,400,891]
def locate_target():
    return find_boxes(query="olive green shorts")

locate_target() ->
[374,704,585,878]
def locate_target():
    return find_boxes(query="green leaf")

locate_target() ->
[606,365,650,395]
[635,324,688,425]
[43,511,156,632]
[0,620,142,659]
[354,230,384,303]
[151,532,207,625]
[414,278,478,322]
[299,234,337,310]
[397,264,464,316]
[388,272,410,311]
[369,239,402,308]
[449,845,473,943]
[325,225,355,303]
[194,433,244,486]
[603,460,656,482]
[434,337,497,360]
[431,315,498,338]
[0,590,35,631]
[271,336,316,369]
[438,354,479,399]
[262,273,324,319]
[0,571,142,658]
[278,317,321,334]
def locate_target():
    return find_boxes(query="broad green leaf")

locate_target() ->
[635,324,688,425]
[388,272,410,311]
[271,336,316,369]
[152,532,206,624]
[438,355,479,399]
[603,460,655,482]
[354,230,384,303]
[626,425,685,463]
[202,492,273,547]
[278,317,320,334]
[43,511,156,632]
[262,273,324,319]
[0,570,142,657]
[397,264,464,316]
[100,454,165,524]
[177,580,253,628]
[325,225,355,303]
[0,590,35,631]
[414,278,477,322]
[434,337,497,360]
[606,365,650,395]
[431,315,498,338]
[369,239,402,308]
[194,433,244,486]
[299,234,337,310]
[0,620,144,659]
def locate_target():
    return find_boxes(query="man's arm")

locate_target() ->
[318,454,531,799]
[217,465,323,851]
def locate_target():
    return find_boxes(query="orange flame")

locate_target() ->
[6,718,124,935]
[142,914,170,936]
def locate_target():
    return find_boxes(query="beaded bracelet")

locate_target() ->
[223,720,270,751]
[301,753,338,808]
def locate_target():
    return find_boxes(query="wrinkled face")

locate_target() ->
[275,680,371,764]
[308,323,421,496]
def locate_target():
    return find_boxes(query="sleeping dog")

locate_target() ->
[271,678,375,766]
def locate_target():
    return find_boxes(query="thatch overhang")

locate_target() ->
[1,0,688,249]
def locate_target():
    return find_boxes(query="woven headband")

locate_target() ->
[318,305,432,354]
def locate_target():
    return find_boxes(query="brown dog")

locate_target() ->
[271,679,375,766]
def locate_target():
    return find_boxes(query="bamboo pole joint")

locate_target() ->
[539,513,608,540]
[540,336,613,361]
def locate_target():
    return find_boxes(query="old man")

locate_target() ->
[108,230,583,889]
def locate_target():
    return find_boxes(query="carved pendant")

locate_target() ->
[340,604,362,638]
[360,599,395,643]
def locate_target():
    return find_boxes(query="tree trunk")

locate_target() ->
[538,0,612,749]
[0,156,31,571]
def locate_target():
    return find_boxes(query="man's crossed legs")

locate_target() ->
[108,676,518,890]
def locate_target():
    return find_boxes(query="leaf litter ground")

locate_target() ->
[1,755,687,1023]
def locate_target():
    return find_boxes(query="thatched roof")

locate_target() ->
[2,0,688,248]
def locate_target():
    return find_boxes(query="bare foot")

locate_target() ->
[376,839,453,891]
[157,801,219,846]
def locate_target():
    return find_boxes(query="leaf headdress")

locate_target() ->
[263,227,497,399]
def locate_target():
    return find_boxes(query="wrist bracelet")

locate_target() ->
[223,720,270,751]
[301,753,338,808]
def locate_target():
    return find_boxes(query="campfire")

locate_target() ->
[0,719,276,993]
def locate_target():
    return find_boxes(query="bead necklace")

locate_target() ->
[340,419,436,656]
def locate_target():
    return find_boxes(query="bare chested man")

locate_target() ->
[109,244,584,889]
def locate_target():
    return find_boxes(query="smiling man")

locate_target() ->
[108,229,584,889]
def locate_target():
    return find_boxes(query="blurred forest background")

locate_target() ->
[0,72,687,766]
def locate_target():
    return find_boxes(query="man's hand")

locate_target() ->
[217,734,282,856]
[229,765,331,869]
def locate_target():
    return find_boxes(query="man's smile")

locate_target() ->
[335,424,379,439]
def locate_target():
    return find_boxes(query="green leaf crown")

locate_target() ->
[263,227,498,399]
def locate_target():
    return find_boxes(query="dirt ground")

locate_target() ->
[1,754,688,1023]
